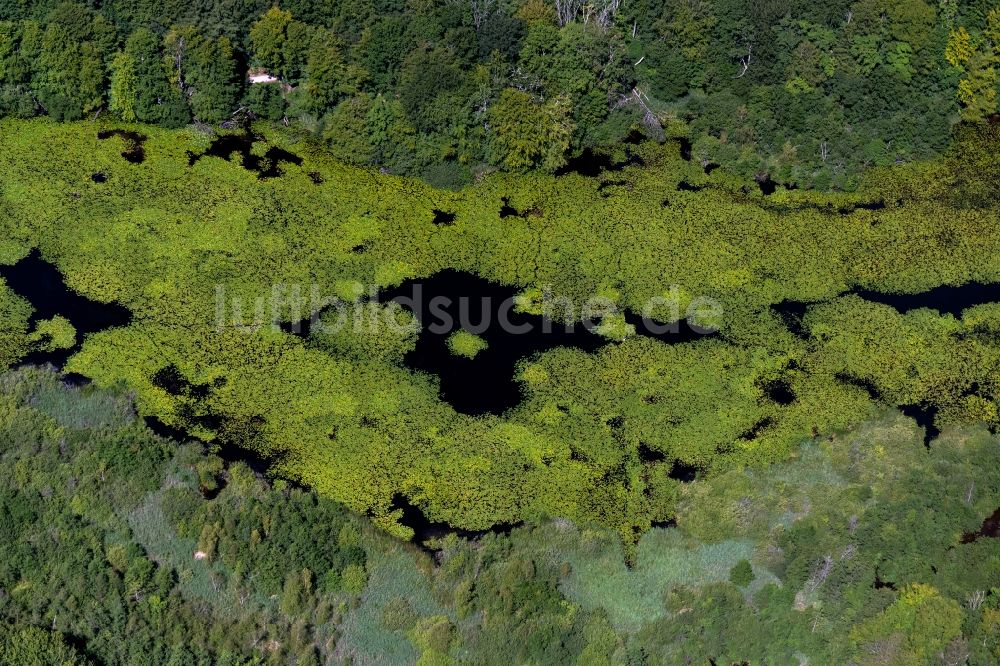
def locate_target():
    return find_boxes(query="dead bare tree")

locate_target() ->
[967,589,986,610]
[865,635,902,664]
[613,87,665,140]
[793,554,834,611]
[164,34,188,95]
[555,0,584,26]
[938,637,970,666]
[469,0,497,32]
[596,0,621,31]
[964,480,975,504]
[735,44,753,78]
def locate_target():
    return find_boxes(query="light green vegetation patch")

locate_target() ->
[446,330,488,359]
[28,315,76,350]
[1,118,1000,543]
[0,280,30,367]
[550,524,759,632]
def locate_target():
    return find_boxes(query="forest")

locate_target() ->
[0,113,996,661]
[0,0,999,664]
[0,367,997,664]
[0,0,999,187]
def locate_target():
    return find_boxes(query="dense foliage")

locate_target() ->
[1,118,1000,544]
[1,0,999,186]
[0,368,996,664]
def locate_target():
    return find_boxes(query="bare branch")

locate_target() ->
[470,0,497,32]
[735,45,753,78]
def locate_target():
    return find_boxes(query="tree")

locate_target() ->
[322,93,375,164]
[124,27,189,126]
[487,87,573,171]
[303,32,349,115]
[0,624,88,665]
[109,50,137,121]
[729,559,755,587]
[187,35,241,123]
[396,46,464,131]
[945,27,974,69]
[33,2,106,120]
[245,81,285,121]
[249,6,292,75]
[957,54,998,122]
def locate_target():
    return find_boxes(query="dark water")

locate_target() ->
[144,411,273,477]
[771,282,1000,448]
[771,299,812,338]
[770,280,1000,448]
[376,271,715,416]
[961,506,1000,543]
[0,250,132,367]
[554,136,647,177]
[499,197,518,218]
[774,281,1000,333]
[637,444,699,481]
[763,379,796,405]
[678,137,692,161]
[831,374,940,447]
[835,373,882,401]
[390,493,522,555]
[740,417,774,440]
[898,403,940,448]
[97,129,146,164]
[668,459,698,482]
[498,197,541,218]
[855,283,1000,318]
[151,363,221,400]
[431,209,455,225]
[188,131,303,178]
[677,181,706,192]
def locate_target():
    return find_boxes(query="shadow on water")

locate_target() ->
[763,379,796,405]
[898,403,940,449]
[144,414,274,496]
[637,443,699,481]
[376,271,716,416]
[188,131,303,179]
[389,493,522,556]
[773,280,1000,338]
[554,133,652,177]
[854,283,1000,318]
[771,299,813,338]
[961,506,1000,544]
[97,129,146,164]
[0,249,132,368]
